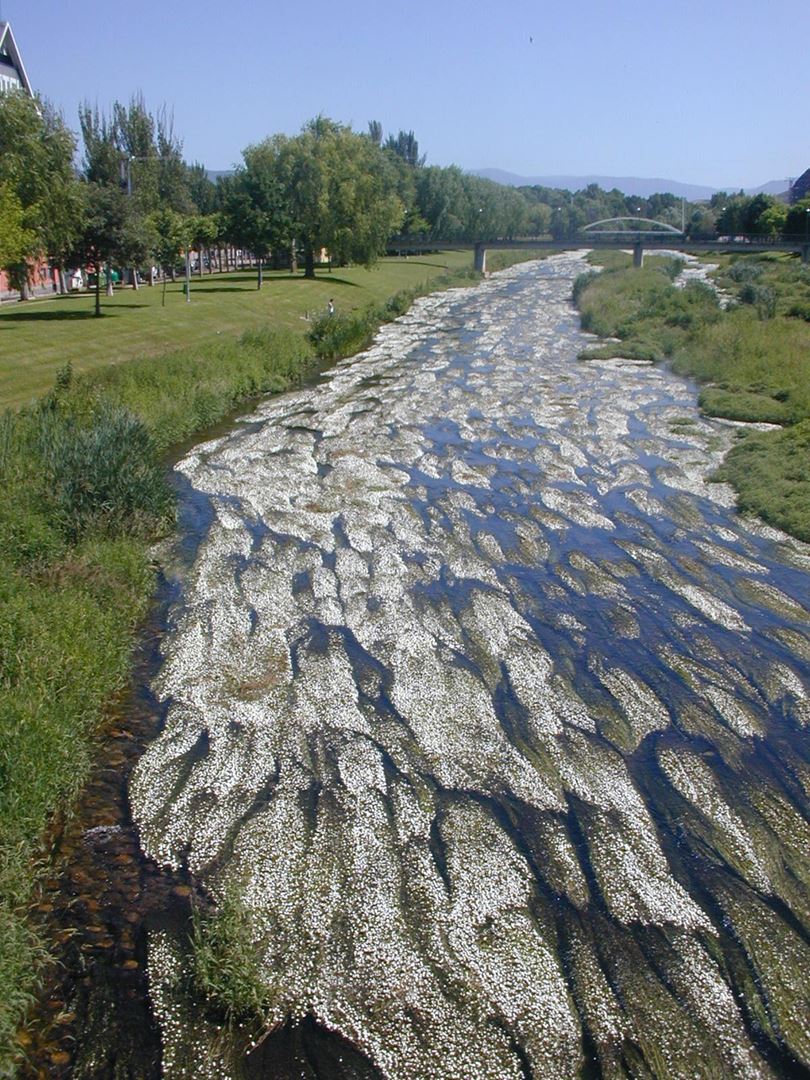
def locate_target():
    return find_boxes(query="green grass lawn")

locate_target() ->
[0,253,474,409]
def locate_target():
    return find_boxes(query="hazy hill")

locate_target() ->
[473,168,789,200]
[207,165,790,201]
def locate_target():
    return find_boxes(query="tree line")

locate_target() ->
[1,91,809,316]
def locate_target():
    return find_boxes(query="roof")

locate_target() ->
[0,22,33,97]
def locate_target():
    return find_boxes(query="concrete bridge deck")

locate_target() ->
[388,234,810,270]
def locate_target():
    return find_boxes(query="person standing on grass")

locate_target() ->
[328,298,335,316]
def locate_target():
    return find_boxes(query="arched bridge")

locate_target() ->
[389,217,810,271]
[581,216,683,236]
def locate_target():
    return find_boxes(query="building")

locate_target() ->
[0,21,59,301]
[0,21,32,96]
[789,168,810,205]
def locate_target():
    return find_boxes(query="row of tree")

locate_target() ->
[2,91,809,317]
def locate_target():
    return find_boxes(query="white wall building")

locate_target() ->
[0,22,32,95]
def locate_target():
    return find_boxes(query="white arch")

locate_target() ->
[582,217,683,235]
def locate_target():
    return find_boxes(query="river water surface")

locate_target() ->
[131,254,810,1079]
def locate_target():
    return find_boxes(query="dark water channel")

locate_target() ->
[32,255,810,1078]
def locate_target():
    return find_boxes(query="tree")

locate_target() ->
[148,206,187,304]
[0,184,31,268]
[742,193,776,236]
[221,145,291,288]
[785,198,810,240]
[367,120,383,147]
[415,165,470,240]
[185,163,218,215]
[757,203,788,238]
[274,117,404,278]
[70,182,133,316]
[685,206,719,239]
[525,201,552,236]
[189,214,219,276]
[0,92,82,296]
[714,197,750,238]
[384,130,425,168]
[81,97,191,213]
[79,97,193,288]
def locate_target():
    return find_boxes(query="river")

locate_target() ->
[124,253,810,1079]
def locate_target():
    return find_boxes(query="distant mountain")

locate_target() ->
[746,179,790,197]
[205,164,790,201]
[472,168,790,201]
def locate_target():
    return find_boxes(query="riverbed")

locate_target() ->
[123,253,810,1079]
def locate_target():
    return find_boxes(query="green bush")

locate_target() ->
[787,302,810,322]
[739,283,776,319]
[308,307,378,361]
[728,261,763,283]
[37,404,174,540]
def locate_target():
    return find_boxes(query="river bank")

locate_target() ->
[1,253,544,1075]
[574,250,810,541]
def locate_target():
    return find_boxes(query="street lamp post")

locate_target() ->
[120,154,182,294]
[119,155,151,290]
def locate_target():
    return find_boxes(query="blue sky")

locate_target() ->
[4,0,809,188]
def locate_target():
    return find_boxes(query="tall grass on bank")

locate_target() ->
[716,420,810,540]
[0,323,321,1072]
[713,252,810,321]
[56,326,317,454]
[574,254,810,541]
[485,249,550,273]
[307,266,480,362]
[0,398,164,1073]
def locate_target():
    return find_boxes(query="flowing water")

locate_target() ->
[129,254,810,1079]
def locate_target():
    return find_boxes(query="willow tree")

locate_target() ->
[275,117,404,278]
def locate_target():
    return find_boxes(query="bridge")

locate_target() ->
[388,218,810,271]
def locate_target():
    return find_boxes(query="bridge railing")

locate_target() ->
[388,232,810,249]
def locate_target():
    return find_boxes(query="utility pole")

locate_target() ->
[121,154,176,292]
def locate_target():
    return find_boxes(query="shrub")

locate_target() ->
[34,403,174,540]
[728,261,763,283]
[739,283,776,319]
[308,307,378,361]
[787,302,810,322]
